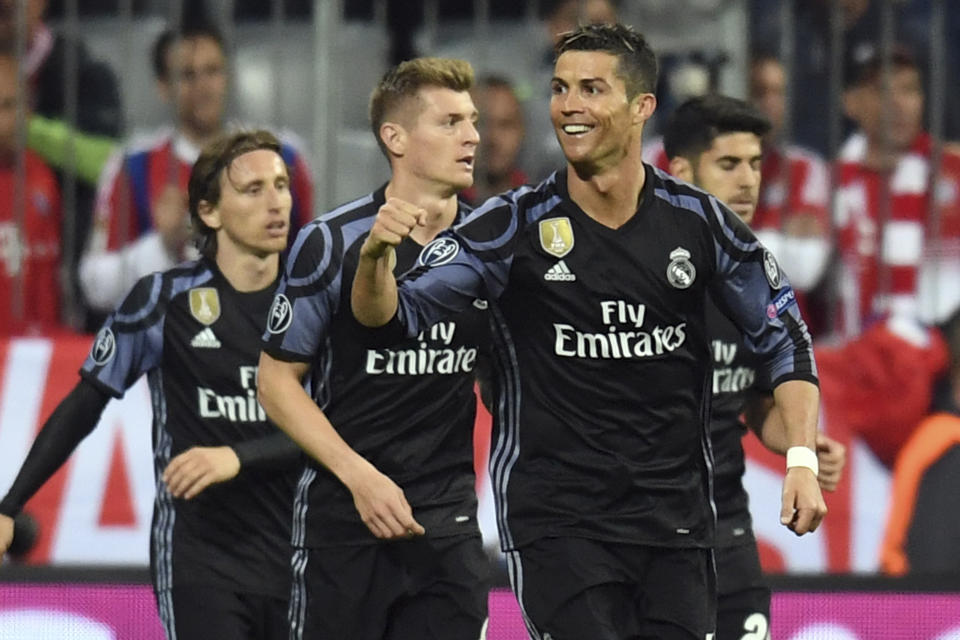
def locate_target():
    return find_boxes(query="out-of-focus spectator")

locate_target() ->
[0,50,62,335]
[881,309,960,576]
[462,75,529,205]
[835,44,960,337]
[79,18,314,314]
[1,0,123,330]
[748,52,832,335]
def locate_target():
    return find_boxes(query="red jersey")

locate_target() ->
[835,133,960,336]
[0,151,62,334]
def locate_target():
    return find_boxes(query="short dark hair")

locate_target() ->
[152,21,225,81]
[844,42,919,90]
[369,57,474,159]
[554,23,658,99]
[663,94,771,162]
[188,130,284,258]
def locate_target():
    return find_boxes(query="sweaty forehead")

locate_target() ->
[707,132,763,158]
[554,50,621,82]
[223,149,286,184]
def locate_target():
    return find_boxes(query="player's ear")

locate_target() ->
[380,121,406,158]
[669,155,694,183]
[197,200,222,231]
[632,92,657,125]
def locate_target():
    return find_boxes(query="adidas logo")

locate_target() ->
[190,327,222,349]
[544,260,576,281]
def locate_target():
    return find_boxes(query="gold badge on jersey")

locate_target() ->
[189,287,221,325]
[539,217,574,258]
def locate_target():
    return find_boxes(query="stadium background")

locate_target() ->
[2,1,960,638]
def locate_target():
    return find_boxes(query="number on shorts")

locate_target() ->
[740,612,770,640]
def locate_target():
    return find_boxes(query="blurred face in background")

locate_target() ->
[474,83,525,181]
[160,35,227,139]
[0,0,46,44]
[750,58,786,140]
[546,0,617,45]
[0,56,20,163]
[675,131,763,224]
[844,64,924,154]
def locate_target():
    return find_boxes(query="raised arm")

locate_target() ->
[256,350,424,539]
[352,198,425,327]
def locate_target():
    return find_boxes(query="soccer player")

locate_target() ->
[257,58,489,639]
[664,94,846,640]
[0,130,301,640]
[352,24,827,639]
[79,18,313,315]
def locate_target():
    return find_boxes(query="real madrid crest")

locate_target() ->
[189,287,221,325]
[762,249,783,290]
[539,217,574,258]
[666,247,696,289]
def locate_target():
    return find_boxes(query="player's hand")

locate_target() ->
[816,433,846,492]
[152,184,190,257]
[0,513,14,560]
[162,446,242,500]
[344,460,425,540]
[360,198,427,260]
[780,466,827,536]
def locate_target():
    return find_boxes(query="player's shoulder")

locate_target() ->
[649,164,713,218]
[111,259,213,330]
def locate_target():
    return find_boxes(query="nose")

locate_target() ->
[558,89,584,114]
[464,119,480,147]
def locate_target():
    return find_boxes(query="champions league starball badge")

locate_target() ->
[666,247,696,289]
[418,237,460,267]
[267,294,293,334]
[90,327,116,365]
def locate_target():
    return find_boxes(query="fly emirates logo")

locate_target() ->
[198,366,266,422]
[365,321,478,375]
[554,300,687,359]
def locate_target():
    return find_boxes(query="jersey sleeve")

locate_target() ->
[79,272,166,397]
[704,196,818,388]
[393,187,537,338]
[261,222,340,362]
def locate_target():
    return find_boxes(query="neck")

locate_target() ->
[214,244,279,292]
[179,122,222,151]
[566,137,646,229]
[385,172,461,244]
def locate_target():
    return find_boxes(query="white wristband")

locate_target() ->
[786,446,819,476]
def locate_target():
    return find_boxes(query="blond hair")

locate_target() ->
[369,57,474,158]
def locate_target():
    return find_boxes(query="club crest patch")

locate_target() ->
[666,247,696,289]
[763,249,783,290]
[90,327,116,365]
[418,237,460,267]
[267,294,293,334]
[539,217,574,258]
[189,287,221,325]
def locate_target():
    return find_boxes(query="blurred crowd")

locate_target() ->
[2,0,960,575]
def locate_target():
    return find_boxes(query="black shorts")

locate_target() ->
[507,537,717,640]
[715,541,771,640]
[288,534,489,640]
[158,584,288,640]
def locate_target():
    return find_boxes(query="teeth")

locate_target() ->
[563,124,591,134]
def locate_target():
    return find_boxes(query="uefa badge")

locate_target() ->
[189,287,221,325]
[267,294,293,334]
[666,247,696,289]
[539,217,574,258]
[763,249,783,290]
[418,237,460,267]
[90,327,116,365]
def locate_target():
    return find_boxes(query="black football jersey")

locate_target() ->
[80,258,297,598]
[262,185,488,548]
[385,165,817,551]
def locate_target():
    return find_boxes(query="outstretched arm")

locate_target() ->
[257,350,424,539]
[0,379,110,558]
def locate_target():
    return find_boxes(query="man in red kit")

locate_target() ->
[80,18,313,315]
[836,44,960,338]
[0,49,61,334]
